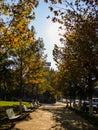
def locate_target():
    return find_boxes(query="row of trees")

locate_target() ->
[1,0,98,114]
[45,0,98,114]
[0,0,58,102]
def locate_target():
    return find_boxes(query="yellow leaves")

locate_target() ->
[0,0,36,50]
[1,27,7,33]
[29,4,33,10]
[0,49,3,54]
[13,37,18,43]
[16,18,25,28]
[29,79,37,84]
[22,10,28,15]
[7,31,11,35]
[29,78,45,84]
[16,17,20,21]
[15,17,30,34]
[26,58,46,85]
[28,31,33,36]
[30,37,34,43]
[26,31,34,43]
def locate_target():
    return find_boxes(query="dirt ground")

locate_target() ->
[12,102,98,130]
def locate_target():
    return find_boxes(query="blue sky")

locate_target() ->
[31,0,62,70]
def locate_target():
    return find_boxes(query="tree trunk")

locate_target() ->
[66,99,69,107]
[73,99,75,108]
[19,99,22,113]
[87,75,94,115]
[89,98,93,115]
[69,99,72,107]
[79,99,82,109]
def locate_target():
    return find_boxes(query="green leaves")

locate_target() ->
[52,0,98,103]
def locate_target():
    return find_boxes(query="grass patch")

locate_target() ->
[0,101,20,107]
[0,100,30,107]
[0,100,31,129]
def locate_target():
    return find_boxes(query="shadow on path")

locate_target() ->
[41,103,98,130]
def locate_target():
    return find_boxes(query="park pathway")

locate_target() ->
[13,102,98,130]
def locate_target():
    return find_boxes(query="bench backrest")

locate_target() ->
[31,103,34,107]
[6,108,15,119]
[23,105,28,111]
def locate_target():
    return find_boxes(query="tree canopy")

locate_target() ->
[1,0,98,114]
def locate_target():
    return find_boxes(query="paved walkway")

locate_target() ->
[13,102,98,130]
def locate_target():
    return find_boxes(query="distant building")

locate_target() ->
[45,62,51,69]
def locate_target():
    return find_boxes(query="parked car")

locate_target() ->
[75,99,79,105]
[82,98,98,113]
[59,98,66,103]
[92,98,98,106]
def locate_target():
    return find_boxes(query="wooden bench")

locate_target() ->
[23,105,32,112]
[6,108,21,120]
